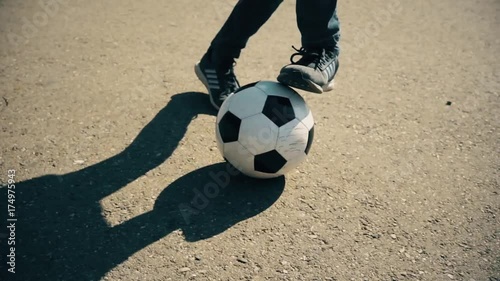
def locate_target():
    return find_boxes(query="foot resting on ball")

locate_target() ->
[277,46,339,94]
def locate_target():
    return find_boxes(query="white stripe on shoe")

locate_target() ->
[330,63,336,78]
[325,64,331,79]
[207,79,220,89]
[325,63,335,80]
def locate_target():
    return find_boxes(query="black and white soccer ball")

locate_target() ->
[215,81,314,179]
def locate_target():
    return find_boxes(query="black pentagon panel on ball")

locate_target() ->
[254,150,287,174]
[262,95,295,127]
[218,111,242,143]
[305,126,314,154]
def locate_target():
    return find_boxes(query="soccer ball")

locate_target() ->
[215,81,314,179]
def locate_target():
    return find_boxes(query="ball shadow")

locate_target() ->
[153,163,285,242]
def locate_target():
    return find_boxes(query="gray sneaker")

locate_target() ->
[277,46,339,94]
[195,52,240,110]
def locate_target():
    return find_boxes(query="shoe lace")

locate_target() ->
[289,46,330,70]
[219,61,240,101]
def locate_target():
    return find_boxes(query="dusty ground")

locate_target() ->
[0,0,499,280]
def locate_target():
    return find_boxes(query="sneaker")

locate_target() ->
[195,52,240,110]
[277,46,339,94]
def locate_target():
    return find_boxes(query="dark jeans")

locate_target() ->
[209,0,340,61]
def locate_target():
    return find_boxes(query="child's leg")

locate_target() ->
[296,0,340,51]
[276,0,340,94]
[209,0,283,63]
[197,0,282,110]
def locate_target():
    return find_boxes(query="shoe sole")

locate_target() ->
[277,71,334,94]
[194,62,220,110]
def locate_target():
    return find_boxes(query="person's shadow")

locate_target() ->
[0,92,285,281]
